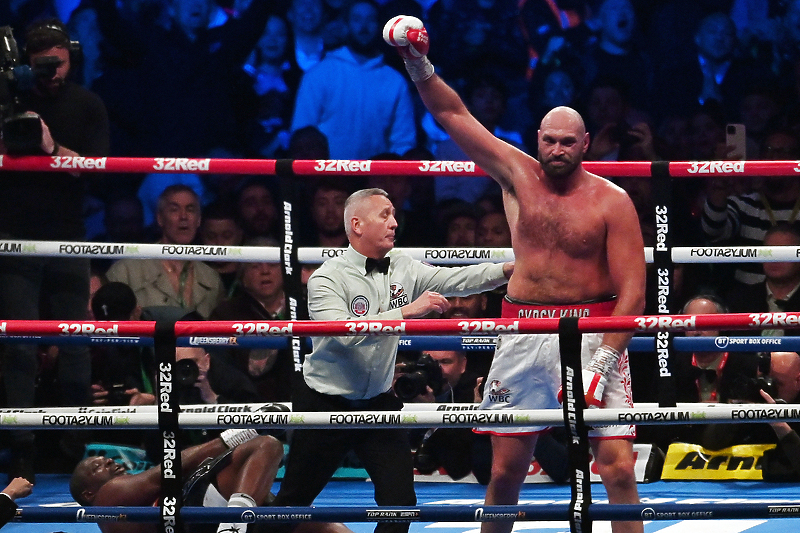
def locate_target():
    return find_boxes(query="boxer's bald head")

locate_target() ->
[538,107,589,180]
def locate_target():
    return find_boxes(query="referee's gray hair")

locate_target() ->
[343,188,389,237]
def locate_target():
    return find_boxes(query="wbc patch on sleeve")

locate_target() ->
[389,283,409,310]
[351,295,369,316]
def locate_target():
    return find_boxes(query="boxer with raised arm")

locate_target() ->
[384,16,646,533]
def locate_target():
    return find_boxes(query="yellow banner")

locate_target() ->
[662,442,776,481]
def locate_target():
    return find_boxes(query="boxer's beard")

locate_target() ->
[539,149,581,179]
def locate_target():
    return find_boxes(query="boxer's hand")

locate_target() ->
[383,15,429,58]
[557,369,607,409]
[383,15,434,82]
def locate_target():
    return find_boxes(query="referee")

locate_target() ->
[272,188,513,533]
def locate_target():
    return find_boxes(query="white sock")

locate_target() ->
[217,493,256,533]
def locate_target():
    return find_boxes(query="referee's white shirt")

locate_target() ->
[304,246,508,400]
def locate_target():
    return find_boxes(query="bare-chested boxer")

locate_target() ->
[385,16,646,533]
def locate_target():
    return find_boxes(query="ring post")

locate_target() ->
[154,318,182,533]
[559,316,591,533]
[651,161,677,407]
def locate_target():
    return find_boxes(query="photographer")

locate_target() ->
[396,350,480,481]
[0,18,109,483]
[698,351,800,480]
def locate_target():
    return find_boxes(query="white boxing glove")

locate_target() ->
[557,345,621,409]
[383,15,434,82]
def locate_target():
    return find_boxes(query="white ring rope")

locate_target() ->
[0,403,797,429]
[2,241,800,264]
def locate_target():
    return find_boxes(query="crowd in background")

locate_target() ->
[3,0,800,481]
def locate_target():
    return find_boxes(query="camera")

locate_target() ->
[0,26,64,153]
[393,353,447,401]
[176,358,200,388]
[106,383,129,406]
[728,353,778,403]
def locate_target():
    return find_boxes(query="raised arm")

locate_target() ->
[383,16,525,191]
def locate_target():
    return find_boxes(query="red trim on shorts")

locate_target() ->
[502,297,616,319]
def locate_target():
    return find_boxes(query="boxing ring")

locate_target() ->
[1,155,800,532]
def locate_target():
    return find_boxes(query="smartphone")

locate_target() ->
[726,123,746,160]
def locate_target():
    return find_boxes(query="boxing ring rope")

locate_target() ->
[3,241,800,264]
[11,501,800,524]
[3,156,800,530]
[0,154,796,176]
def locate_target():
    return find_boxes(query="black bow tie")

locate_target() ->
[691,366,718,383]
[365,257,390,275]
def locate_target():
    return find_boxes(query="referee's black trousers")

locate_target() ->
[273,379,417,533]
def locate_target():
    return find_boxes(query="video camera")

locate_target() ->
[729,353,778,403]
[0,26,62,153]
[393,353,447,401]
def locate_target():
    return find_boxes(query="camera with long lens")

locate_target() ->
[0,26,65,153]
[728,353,778,403]
[393,353,447,401]
[175,358,200,388]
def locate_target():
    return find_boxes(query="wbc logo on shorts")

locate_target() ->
[486,380,511,403]
[351,295,369,316]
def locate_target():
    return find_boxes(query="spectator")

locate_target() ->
[0,17,110,483]
[91,196,148,275]
[210,237,295,403]
[582,0,654,114]
[675,295,760,404]
[653,11,772,122]
[399,350,483,481]
[737,83,783,156]
[291,0,417,159]
[199,202,245,298]
[701,129,800,287]
[695,351,800,482]
[583,77,658,162]
[653,114,693,161]
[726,223,800,333]
[137,172,214,231]
[646,294,760,450]
[441,292,494,376]
[91,0,277,156]
[287,0,328,72]
[475,211,512,248]
[66,3,105,89]
[301,180,351,247]
[89,282,149,409]
[284,125,331,159]
[106,185,224,318]
[527,67,582,148]
[436,199,479,247]
[235,176,280,241]
[422,0,526,84]
[243,13,303,158]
